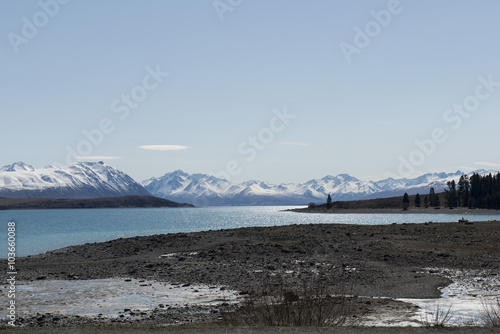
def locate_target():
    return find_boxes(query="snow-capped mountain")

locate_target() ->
[143,169,496,206]
[0,161,151,199]
[0,161,35,172]
[2,161,494,205]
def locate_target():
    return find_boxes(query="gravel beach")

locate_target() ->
[2,220,499,328]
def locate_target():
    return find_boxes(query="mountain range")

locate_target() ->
[142,169,496,206]
[0,161,495,205]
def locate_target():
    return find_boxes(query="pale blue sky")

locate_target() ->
[1,0,500,183]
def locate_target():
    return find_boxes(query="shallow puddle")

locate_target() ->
[0,278,241,319]
[398,268,500,326]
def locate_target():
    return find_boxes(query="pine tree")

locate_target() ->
[326,194,332,209]
[434,195,441,208]
[470,173,481,206]
[423,195,429,208]
[458,175,470,208]
[445,180,457,208]
[415,193,421,207]
[429,187,436,207]
[402,192,410,210]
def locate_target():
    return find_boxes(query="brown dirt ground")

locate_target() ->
[3,220,499,327]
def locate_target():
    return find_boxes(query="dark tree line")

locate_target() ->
[445,173,500,209]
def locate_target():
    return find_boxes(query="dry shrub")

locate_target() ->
[223,277,358,326]
[420,302,453,328]
[482,298,500,327]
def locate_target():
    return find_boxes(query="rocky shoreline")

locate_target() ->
[288,207,500,215]
[0,195,194,210]
[2,220,499,328]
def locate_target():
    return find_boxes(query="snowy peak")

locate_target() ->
[170,169,190,178]
[0,161,35,172]
[335,174,360,182]
[142,170,234,201]
[0,161,151,199]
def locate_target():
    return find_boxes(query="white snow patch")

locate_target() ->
[0,278,241,319]
[398,268,500,326]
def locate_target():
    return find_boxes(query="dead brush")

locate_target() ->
[222,277,358,326]
[420,302,453,328]
[481,298,500,327]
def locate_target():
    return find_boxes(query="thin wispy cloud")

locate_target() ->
[280,142,309,147]
[76,156,122,160]
[139,145,188,151]
[474,161,500,168]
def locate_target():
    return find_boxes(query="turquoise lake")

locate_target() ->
[2,206,500,257]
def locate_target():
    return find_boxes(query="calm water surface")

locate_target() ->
[1,206,500,257]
